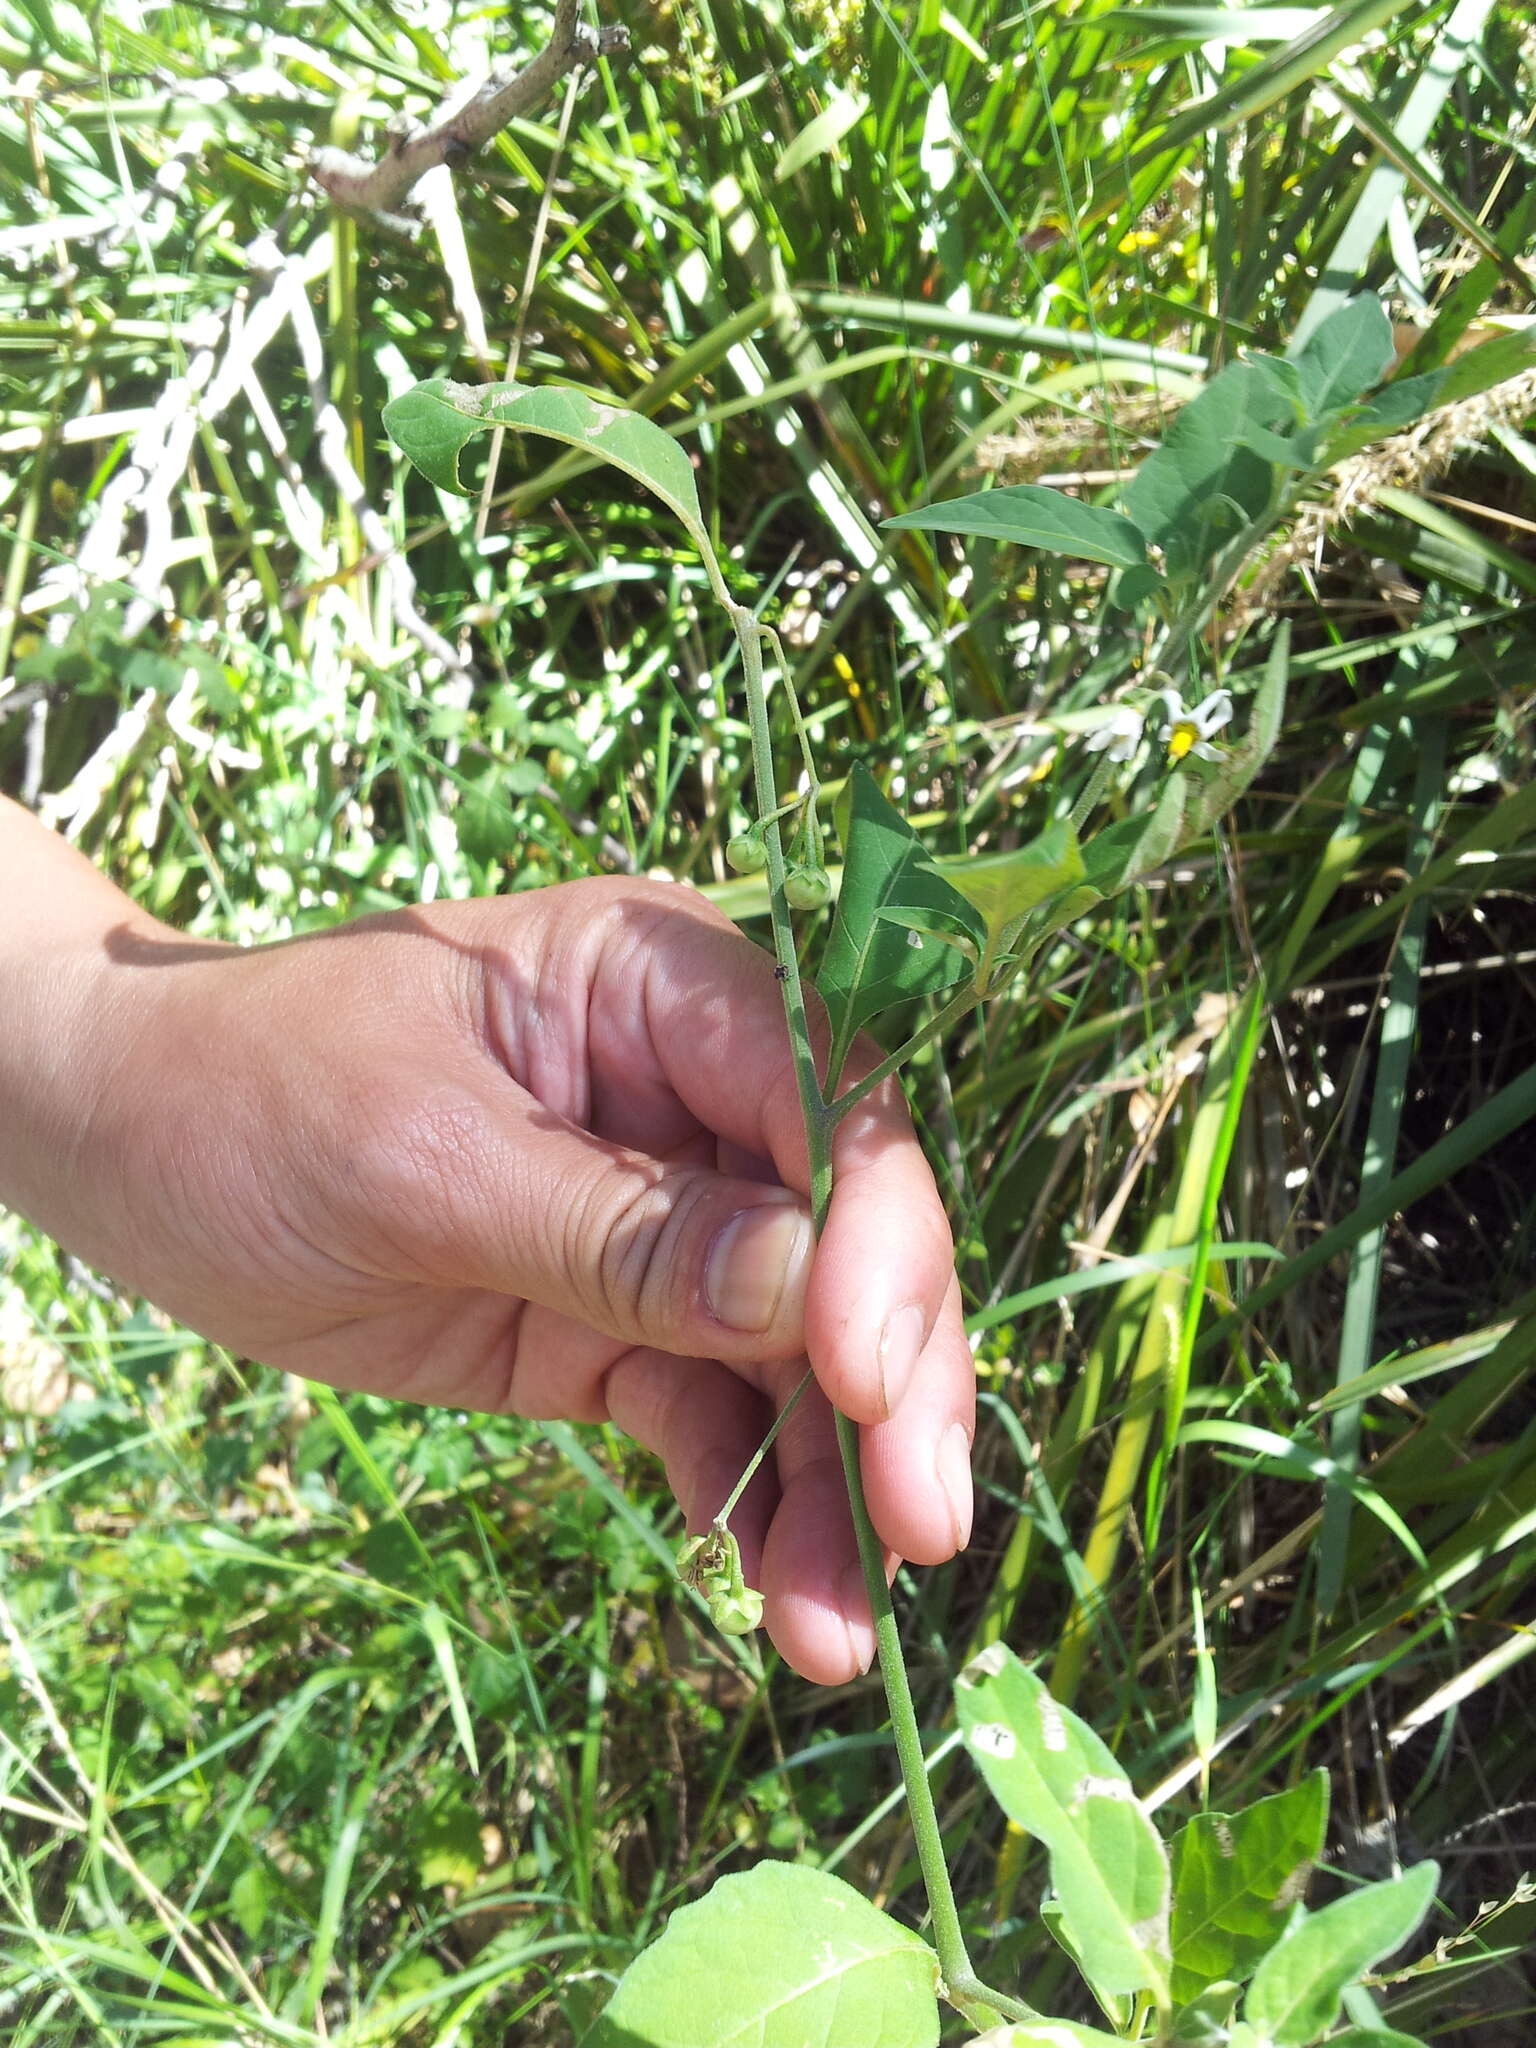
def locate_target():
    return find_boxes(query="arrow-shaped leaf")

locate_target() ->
[884,484,1153,572]
[818,765,981,1074]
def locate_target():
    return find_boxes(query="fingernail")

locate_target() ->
[839,1562,876,1676]
[705,1203,812,1333]
[936,1422,974,1553]
[877,1303,925,1417]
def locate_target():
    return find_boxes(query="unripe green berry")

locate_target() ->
[726,830,768,875]
[783,864,832,911]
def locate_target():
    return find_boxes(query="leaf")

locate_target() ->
[957,1644,1172,2002]
[1109,560,1167,612]
[584,1862,939,2048]
[1243,1862,1440,2046]
[926,819,1086,960]
[1169,1772,1328,2001]
[1290,295,1396,420]
[1320,370,1445,465]
[883,484,1152,572]
[818,765,979,1067]
[1170,1982,1241,2043]
[1326,326,1536,464]
[774,89,869,181]
[1433,324,1536,408]
[1097,7,1327,44]
[874,903,982,967]
[1122,360,1298,578]
[1048,771,1188,931]
[411,1796,485,1890]
[421,1601,480,1774]
[229,1861,271,1944]
[1040,1899,1133,2032]
[383,379,710,554]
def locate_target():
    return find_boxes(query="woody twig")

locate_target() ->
[309,0,628,232]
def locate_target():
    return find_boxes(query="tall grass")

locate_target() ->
[2,0,1534,2039]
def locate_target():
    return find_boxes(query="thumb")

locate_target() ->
[377,1085,815,1366]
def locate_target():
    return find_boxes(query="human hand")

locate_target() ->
[13,862,972,1683]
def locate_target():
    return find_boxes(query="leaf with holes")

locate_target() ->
[956,1645,1171,2004]
[383,380,710,563]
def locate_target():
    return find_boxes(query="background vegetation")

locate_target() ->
[2,0,1534,2040]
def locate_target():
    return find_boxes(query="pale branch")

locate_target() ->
[308,0,629,230]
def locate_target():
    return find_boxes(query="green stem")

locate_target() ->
[713,1367,813,1529]
[730,601,1030,2027]
[832,1409,971,1976]
[826,984,980,1125]
[729,604,831,1207]
[1069,748,1120,831]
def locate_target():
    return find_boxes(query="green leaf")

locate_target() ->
[1122,360,1298,578]
[382,379,710,555]
[956,1644,1172,2002]
[228,1861,271,1944]
[1169,1771,1328,2001]
[927,819,1086,962]
[421,1601,480,1775]
[874,903,982,965]
[883,484,1152,572]
[1290,295,1396,419]
[1320,370,1444,465]
[774,89,869,181]
[1040,1899,1133,2032]
[818,766,979,1067]
[1433,324,1536,408]
[1243,1862,1440,2046]
[1170,1981,1241,2043]
[1326,325,1536,464]
[584,1862,939,2048]
[1047,771,1188,931]
[411,1795,485,1890]
[1097,6,1327,42]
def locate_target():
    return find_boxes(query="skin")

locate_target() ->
[0,794,974,1684]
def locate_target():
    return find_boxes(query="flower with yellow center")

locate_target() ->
[1155,687,1233,764]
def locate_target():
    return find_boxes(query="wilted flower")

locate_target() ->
[1155,688,1233,763]
[1083,703,1147,762]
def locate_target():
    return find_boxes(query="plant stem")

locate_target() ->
[729,604,830,1210]
[730,600,1032,2029]
[826,984,980,1127]
[713,1367,813,1529]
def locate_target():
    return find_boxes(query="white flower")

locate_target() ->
[1083,703,1146,762]
[1155,687,1233,763]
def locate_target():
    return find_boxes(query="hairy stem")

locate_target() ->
[732,601,1030,2026]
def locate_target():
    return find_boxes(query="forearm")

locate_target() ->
[0,796,168,1243]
